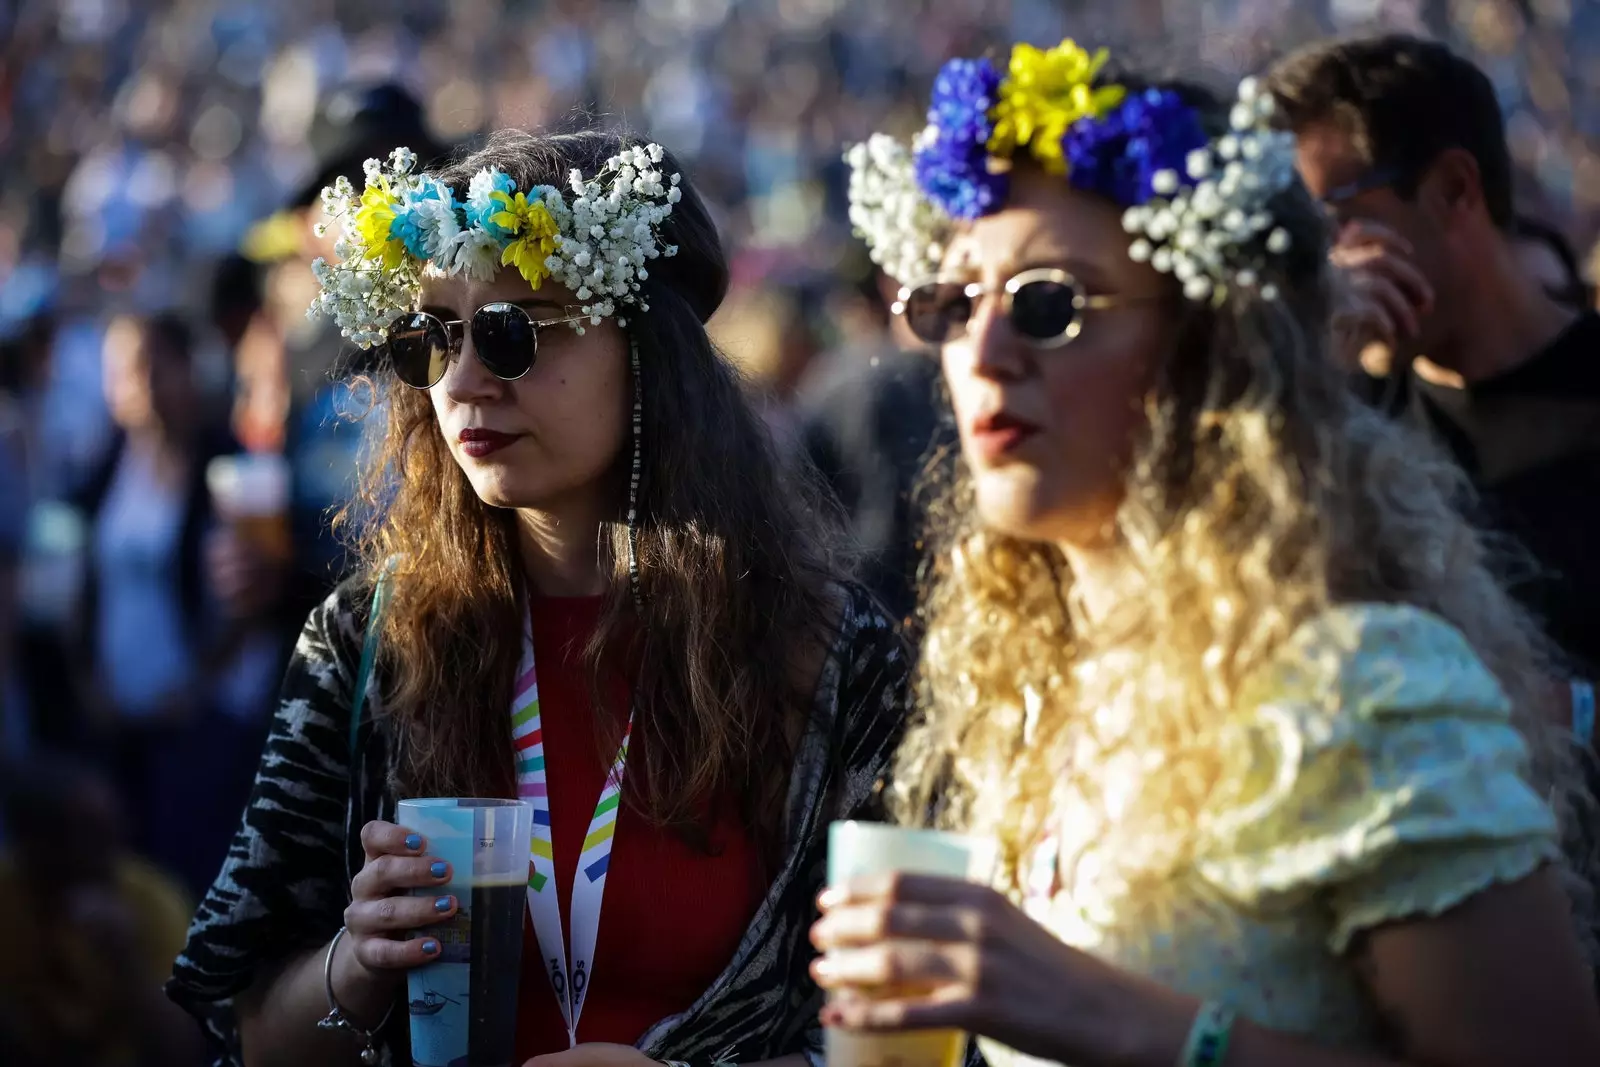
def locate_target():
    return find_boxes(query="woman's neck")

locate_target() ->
[1056,541,1130,628]
[124,422,191,483]
[515,494,610,598]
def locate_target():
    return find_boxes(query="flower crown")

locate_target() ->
[847,40,1298,304]
[309,144,684,347]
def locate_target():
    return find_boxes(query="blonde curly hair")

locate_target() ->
[890,99,1596,949]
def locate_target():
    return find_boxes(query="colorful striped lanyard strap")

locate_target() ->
[511,616,632,1048]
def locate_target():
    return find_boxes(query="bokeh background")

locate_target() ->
[1,4,1598,1063]
[4,0,1600,480]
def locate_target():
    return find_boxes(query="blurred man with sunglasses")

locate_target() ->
[1268,37,1600,764]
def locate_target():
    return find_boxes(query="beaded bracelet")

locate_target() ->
[1178,1001,1236,1067]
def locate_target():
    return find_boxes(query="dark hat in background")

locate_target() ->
[289,83,450,208]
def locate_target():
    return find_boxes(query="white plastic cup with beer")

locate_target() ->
[205,452,292,561]
[824,821,987,1067]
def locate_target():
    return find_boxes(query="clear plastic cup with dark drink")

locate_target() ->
[397,798,534,1067]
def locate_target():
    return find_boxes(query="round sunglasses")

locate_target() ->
[894,267,1163,349]
[386,302,591,389]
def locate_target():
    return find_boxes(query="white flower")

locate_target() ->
[844,134,951,284]
[1106,76,1301,306]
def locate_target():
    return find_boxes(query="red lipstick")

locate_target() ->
[458,428,523,458]
[968,411,1041,463]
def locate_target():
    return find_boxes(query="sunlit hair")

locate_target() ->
[341,128,845,862]
[891,80,1597,944]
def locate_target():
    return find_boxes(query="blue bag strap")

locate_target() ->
[343,563,396,892]
[348,566,394,759]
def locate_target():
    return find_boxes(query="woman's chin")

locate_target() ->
[973,472,1114,546]
[464,472,539,511]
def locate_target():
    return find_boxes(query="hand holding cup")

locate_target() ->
[342,819,458,983]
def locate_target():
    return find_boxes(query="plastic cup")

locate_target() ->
[206,452,291,560]
[397,798,533,1067]
[824,822,985,1067]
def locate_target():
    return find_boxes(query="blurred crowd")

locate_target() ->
[4,1,1600,1062]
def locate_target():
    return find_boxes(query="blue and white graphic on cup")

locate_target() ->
[398,798,534,1067]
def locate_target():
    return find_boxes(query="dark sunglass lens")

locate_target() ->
[902,284,969,346]
[472,303,536,380]
[389,313,450,388]
[1009,279,1080,341]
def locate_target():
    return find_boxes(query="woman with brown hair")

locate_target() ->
[167,129,907,1067]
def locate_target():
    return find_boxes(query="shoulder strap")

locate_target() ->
[348,566,395,758]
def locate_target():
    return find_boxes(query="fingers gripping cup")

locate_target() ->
[397,799,534,1067]
[825,822,986,1067]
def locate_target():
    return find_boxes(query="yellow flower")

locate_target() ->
[353,178,407,270]
[988,39,1127,175]
[491,192,561,288]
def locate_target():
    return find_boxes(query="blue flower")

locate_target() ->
[1062,88,1209,206]
[466,169,518,241]
[914,57,1008,220]
[389,177,462,260]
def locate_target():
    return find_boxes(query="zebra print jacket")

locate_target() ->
[166,579,909,1067]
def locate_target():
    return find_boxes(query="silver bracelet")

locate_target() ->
[316,926,395,1065]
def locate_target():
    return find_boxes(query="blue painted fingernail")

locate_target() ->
[422,940,440,955]
[404,833,422,851]
[434,896,453,913]
[430,861,448,879]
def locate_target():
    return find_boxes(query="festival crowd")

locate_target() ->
[3,2,1600,1067]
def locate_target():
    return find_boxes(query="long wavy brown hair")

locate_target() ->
[341,129,845,859]
[891,79,1597,947]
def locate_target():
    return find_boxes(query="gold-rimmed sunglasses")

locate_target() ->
[894,267,1164,349]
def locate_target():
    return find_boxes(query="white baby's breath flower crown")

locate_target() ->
[845,49,1300,306]
[309,143,684,348]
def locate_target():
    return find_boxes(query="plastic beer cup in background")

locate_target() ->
[206,452,292,561]
[397,798,534,1067]
[824,821,988,1067]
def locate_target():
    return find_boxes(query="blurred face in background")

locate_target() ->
[1294,121,1469,360]
[936,166,1174,548]
[102,316,194,436]
[420,270,630,512]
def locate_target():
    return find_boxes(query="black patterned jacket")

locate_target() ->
[166,580,909,1067]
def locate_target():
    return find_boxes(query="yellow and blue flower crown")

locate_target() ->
[309,145,684,347]
[847,40,1297,303]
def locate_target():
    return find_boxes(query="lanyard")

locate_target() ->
[512,617,632,1048]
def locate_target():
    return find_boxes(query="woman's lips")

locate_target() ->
[457,428,523,458]
[967,411,1041,463]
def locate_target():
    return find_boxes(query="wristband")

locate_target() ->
[1178,1000,1236,1067]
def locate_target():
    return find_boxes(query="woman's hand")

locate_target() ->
[810,873,1159,1064]
[341,820,459,987]
[522,1044,661,1067]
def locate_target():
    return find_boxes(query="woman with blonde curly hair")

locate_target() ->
[167,129,908,1067]
[811,41,1600,1067]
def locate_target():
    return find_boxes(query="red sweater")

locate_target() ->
[514,596,768,1057]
